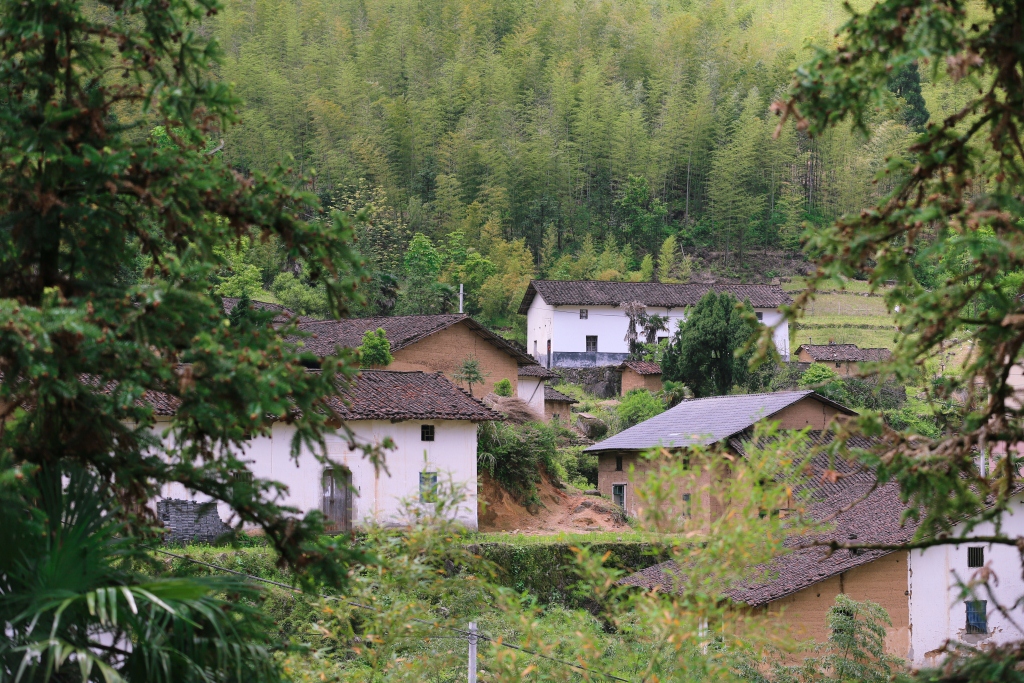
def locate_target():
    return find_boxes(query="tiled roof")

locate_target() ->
[141,370,500,422]
[295,314,537,365]
[585,391,856,453]
[797,344,892,363]
[326,371,502,422]
[619,360,662,375]
[518,280,791,314]
[544,386,578,404]
[519,365,559,379]
[622,432,914,606]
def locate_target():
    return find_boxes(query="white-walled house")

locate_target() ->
[517,364,559,416]
[157,370,499,533]
[518,280,792,367]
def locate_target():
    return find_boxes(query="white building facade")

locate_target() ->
[908,493,1024,667]
[519,280,791,368]
[156,371,498,533]
[516,364,558,417]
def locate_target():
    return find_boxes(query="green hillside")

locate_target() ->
[204,0,971,331]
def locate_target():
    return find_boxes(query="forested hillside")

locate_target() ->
[207,0,963,328]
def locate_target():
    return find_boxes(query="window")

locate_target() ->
[534,341,538,356]
[231,470,254,484]
[615,455,623,471]
[966,600,988,634]
[586,335,598,353]
[968,547,985,568]
[657,336,668,345]
[755,312,763,322]
[612,484,625,509]
[419,472,438,501]
[580,309,589,319]
[835,361,842,368]
[421,424,435,442]
[682,492,691,517]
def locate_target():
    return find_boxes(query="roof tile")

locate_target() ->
[798,344,892,362]
[518,280,791,313]
[619,360,662,375]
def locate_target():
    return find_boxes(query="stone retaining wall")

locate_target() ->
[553,366,621,398]
[157,499,232,544]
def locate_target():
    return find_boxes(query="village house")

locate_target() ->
[795,342,892,377]
[517,364,559,416]
[619,360,663,395]
[544,385,578,423]
[157,370,500,533]
[297,313,538,397]
[518,280,792,368]
[587,390,851,518]
[599,389,1024,666]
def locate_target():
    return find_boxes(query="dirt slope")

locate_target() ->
[478,470,627,534]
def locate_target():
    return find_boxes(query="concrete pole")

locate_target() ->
[459,283,464,314]
[468,622,477,683]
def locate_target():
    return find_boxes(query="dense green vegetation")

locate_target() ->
[197,0,977,331]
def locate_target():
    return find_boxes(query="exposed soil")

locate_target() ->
[478,469,628,534]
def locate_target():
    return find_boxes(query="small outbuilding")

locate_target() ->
[619,360,662,395]
[795,343,891,377]
[517,364,560,416]
[544,385,578,424]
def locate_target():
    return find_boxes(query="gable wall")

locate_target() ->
[772,397,843,431]
[545,399,573,423]
[390,322,519,397]
[766,552,910,658]
[621,368,663,394]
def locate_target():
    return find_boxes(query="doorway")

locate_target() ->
[321,468,353,533]
[612,484,625,510]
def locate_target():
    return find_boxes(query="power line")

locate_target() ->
[153,548,633,683]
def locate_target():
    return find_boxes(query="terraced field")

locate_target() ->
[784,278,898,350]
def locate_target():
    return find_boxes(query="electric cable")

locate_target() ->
[154,547,633,682]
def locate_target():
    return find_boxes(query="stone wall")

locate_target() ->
[554,366,621,398]
[157,499,232,544]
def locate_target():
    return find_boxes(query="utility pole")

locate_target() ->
[459,283,464,314]
[468,622,477,683]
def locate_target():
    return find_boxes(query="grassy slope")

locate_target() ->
[784,278,898,350]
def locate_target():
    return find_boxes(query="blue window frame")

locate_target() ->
[966,600,987,634]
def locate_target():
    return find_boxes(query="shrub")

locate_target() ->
[358,328,393,367]
[493,378,513,397]
[556,446,598,489]
[477,420,558,506]
[617,389,664,428]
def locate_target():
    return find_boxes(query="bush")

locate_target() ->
[477,420,558,506]
[358,328,393,367]
[555,446,598,489]
[617,389,664,428]
[493,378,513,397]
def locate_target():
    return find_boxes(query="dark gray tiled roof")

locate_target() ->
[518,280,791,314]
[797,344,892,362]
[295,314,536,365]
[544,386,578,404]
[619,360,662,375]
[518,365,559,379]
[585,391,856,453]
[325,371,502,422]
[622,433,913,606]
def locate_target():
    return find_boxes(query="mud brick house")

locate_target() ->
[519,280,792,368]
[297,313,538,397]
[544,385,578,423]
[795,343,892,377]
[157,370,500,532]
[619,360,663,395]
[623,446,1024,667]
[517,364,559,416]
[587,390,852,520]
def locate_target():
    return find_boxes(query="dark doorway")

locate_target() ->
[546,339,552,368]
[322,468,353,533]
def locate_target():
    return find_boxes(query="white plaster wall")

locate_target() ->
[527,295,554,365]
[517,376,546,415]
[535,304,789,359]
[157,418,480,530]
[908,493,1024,667]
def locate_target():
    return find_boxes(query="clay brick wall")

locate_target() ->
[597,450,721,531]
[545,399,574,424]
[390,322,519,397]
[773,397,844,431]
[796,351,858,377]
[766,552,910,657]
[621,369,663,395]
